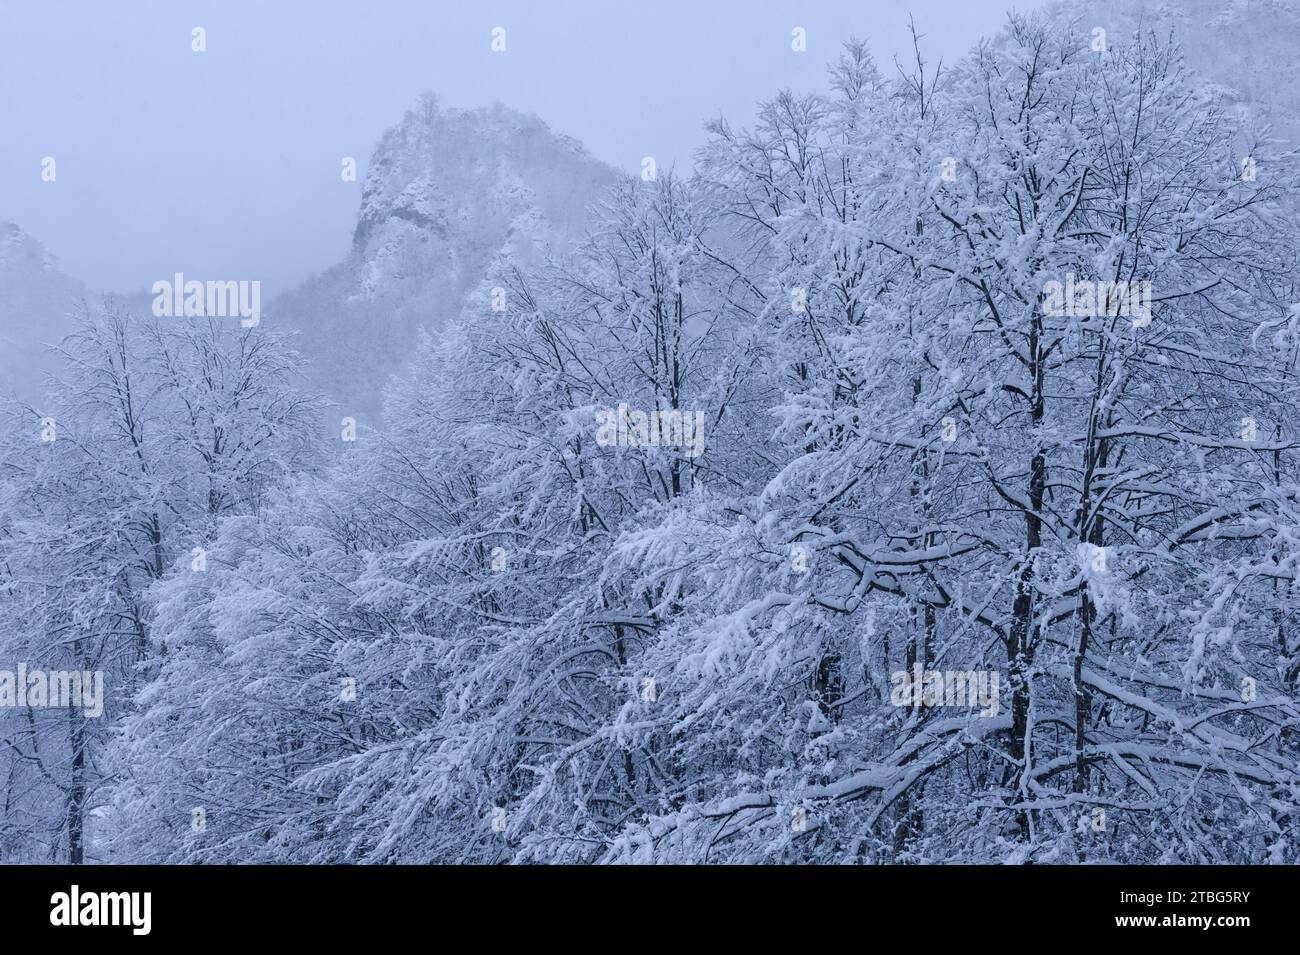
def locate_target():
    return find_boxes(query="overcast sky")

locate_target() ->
[0,0,1049,296]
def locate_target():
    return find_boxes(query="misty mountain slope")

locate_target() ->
[273,97,621,425]
[0,223,87,406]
[1048,0,1300,144]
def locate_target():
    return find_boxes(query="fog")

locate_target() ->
[0,0,1047,296]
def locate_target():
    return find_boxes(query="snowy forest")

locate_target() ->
[3,11,1300,865]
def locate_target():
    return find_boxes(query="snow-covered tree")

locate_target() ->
[17,14,1297,867]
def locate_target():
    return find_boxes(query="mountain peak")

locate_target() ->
[0,221,60,275]
[276,95,620,423]
[351,95,610,258]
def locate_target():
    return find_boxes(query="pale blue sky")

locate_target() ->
[0,0,1047,295]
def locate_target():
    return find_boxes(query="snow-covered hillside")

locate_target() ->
[1052,0,1300,143]
[0,222,86,404]
[273,96,620,425]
